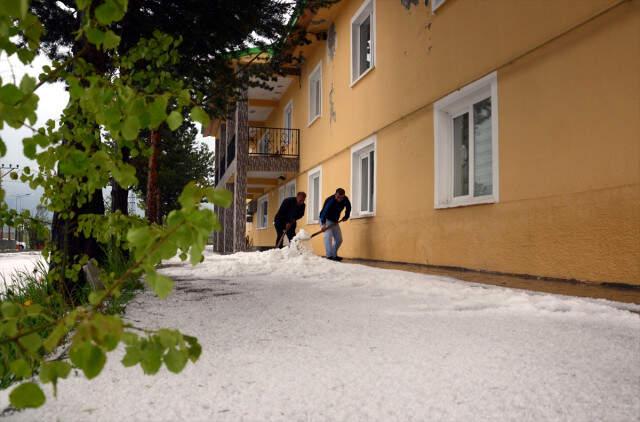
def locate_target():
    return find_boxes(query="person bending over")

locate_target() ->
[274,192,306,248]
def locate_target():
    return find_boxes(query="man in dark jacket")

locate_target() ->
[319,188,351,261]
[274,192,306,248]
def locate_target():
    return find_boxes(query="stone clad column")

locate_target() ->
[233,90,249,252]
[215,124,226,253]
[223,111,235,255]
[224,182,234,253]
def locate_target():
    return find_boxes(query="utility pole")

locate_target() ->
[10,193,31,244]
[0,163,19,241]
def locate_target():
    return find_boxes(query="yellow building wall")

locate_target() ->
[247,0,640,285]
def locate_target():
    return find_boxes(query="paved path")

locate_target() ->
[2,250,639,421]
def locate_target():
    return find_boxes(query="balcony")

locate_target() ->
[248,127,299,157]
[216,126,300,189]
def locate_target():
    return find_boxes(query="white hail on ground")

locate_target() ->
[1,240,639,421]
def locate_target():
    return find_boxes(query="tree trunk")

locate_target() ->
[111,147,130,215]
[146,130,161,224]
[51,189,105,304]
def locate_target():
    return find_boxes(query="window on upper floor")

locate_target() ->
[351,135,376,217]
[283,100,293,146]
[434,72,499,209]
[278,180,297,206]
[308,62,322,125]
[351,0,375,85]
[284,100,293,130]
[257,195,269,229]
[307,167,322,224]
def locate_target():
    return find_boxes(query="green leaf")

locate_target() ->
[0,84,24,105]
[95,0,125,25]
[164,348,187,373]
[85,27,105,46]
[9,383,45,409]
[189,106,209,127]
[121,116,140,141]
[140,344,163,374]
[156,329,178,348]
[76,0,91,10]
[10,359,31,379]
[122,332,139,346]
[44,323,68,352]
[18,332,42,353]
[126,226,149,246]
[103,30,121,50]
[19,75,36,94]
[205,188,233,208]
[88,291,102,305]
[184,335,202,362]
[39,361,71,395]
[2,0,28,18]
[112,163,137,188]
[166,111,183,131]
[23,138,37,159]
[1,302,20,317]
[121,346,141,367]
[147,96,168,128]
[147,272,173,299]
[69,342,106,379]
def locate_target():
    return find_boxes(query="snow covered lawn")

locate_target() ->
[0,252,44,291]
[2,243,639,421]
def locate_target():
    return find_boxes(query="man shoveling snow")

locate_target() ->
[319,188,351,261]
[274,192,307,248]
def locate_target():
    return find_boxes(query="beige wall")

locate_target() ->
[247,0,640,285]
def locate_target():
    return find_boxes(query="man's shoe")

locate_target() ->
[334,256,344,262]
[326,256,338,261]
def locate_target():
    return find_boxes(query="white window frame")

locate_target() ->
[307,166,323,224]
[432,0,446,12]
[257,195,269,229]
[278,179,297,206]
[308,62,322,126]
[350,135,377,218]
[350,0,376,86]
[434,72,499,209]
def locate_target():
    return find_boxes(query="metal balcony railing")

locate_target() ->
[249,127,299,157]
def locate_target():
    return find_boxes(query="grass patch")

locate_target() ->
[0,246,143,390]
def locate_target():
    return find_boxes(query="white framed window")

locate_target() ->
[308,62,322,125]
[350,0,375,85]
[432,0,446,12]
[351,135,376,217]
[278,180,297,205]
[283,100,293,145]
[434,72,499,209]
[307,166,322,224]
[257,195,269,229]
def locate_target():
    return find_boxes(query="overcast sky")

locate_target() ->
[0,53,68,213]
[1,53,212,215]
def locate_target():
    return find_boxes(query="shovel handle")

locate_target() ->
[276,230,287,248]
[310,222,338,238]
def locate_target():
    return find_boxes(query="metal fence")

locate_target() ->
[248,127,300,157]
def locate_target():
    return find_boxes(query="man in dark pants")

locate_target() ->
[274,192,306,248]
[319,188,351,261]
